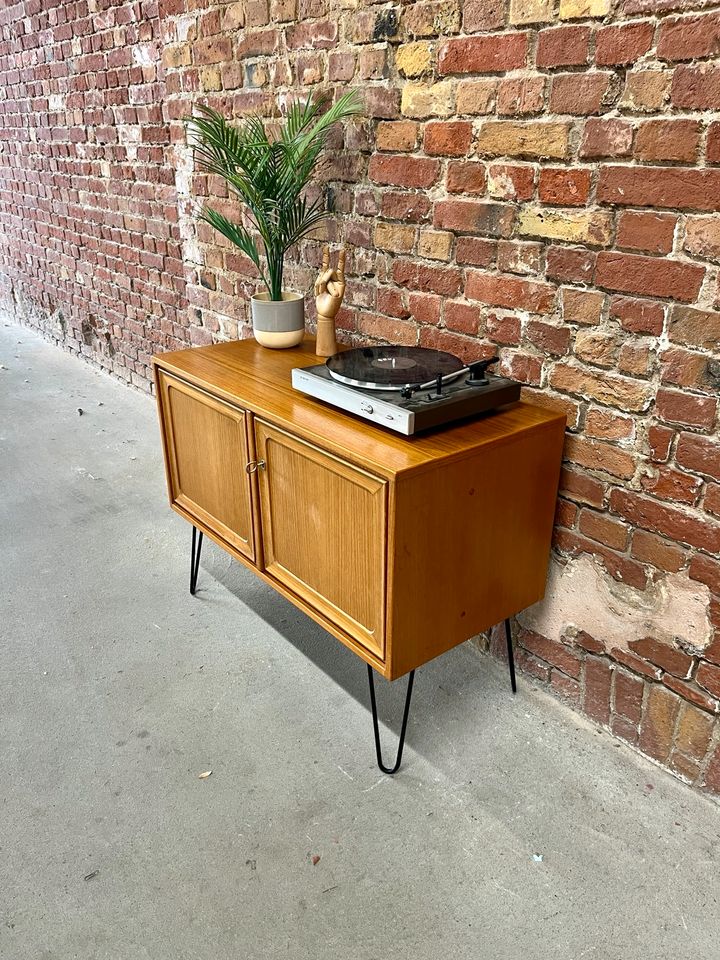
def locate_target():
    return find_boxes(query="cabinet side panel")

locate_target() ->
[389,421,565,678]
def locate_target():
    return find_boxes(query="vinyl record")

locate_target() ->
[326,346,464,391]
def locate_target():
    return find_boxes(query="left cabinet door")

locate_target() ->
[156,371,256,562]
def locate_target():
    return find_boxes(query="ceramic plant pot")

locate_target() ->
[250,292,305,349]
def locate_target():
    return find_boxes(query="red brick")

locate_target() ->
[408,292,442,323]
[578,509,629,550]
[536,25,591,68]
[550,72,615,115]
[697,662,720,699]
[663,675,720,715]
[357,312,418,345]
[438,32,528,75]
[615,671,644,723]
[526,319,571,355]
[617,212,677,255]
[675,433,720,482]
[639,684,681,764]
[446,161,487,194]
[538,167,591,206]
[456,236,497,267]
[551,669,582,707]
[486,163,535,201]
[672,64,720,109]
[660,348,716,393]
[419,326,494,362]
[573,630,604,654]
[519,628,582,679]
[556,498,578,529]
[709,122,720,164]
[630,637,694,679]
[433,200,514,237]
[466,271,556,313]
[287,19,337,49]
[669,305,720,350]
[497,76,545,116]
[585,409,634,441]
[596,20,654,66]
[655,388,717,429]
[444,300,480,335]
[464,0,505,32]
[424,121,473,157]
[566,435,636,480]
[487,312,521,344]
[612,714,640,744]
[657,12,720,62]
[689,554,720,597]
[377,287,410,319]
[610,488,720,553]
[369,154,440,189]
[501,350,543,385]
[381,191,432,222]
[684,216,720,263]
[595,252,704,303]
[640,465,703,507]
[546,246,596,284]
[584,656,612,724]
[418,264,463,296]
[598,165,720,212]
[580,119,634,159]
[648,424,673,464]
[635,120,701,164]
[610,297,665,336]
[497,240,542,276]
[706,484,720,518]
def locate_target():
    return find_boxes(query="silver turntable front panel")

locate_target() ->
[291,367,415,435]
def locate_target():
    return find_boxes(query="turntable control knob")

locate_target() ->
[360,402,374,414]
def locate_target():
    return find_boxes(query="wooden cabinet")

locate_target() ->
[153,338,565,680]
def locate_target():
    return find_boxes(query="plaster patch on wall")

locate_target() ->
[519,555,712,654]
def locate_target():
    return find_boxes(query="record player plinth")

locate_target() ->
[153,337,565,764]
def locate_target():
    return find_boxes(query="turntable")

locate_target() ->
[291,345,521,435]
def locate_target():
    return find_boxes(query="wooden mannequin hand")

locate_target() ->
[314,246,346,320]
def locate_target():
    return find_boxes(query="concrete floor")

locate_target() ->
[1,320,719,960]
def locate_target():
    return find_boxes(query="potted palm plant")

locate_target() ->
[187,91,362,348]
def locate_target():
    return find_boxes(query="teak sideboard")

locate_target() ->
[152,338,565,770]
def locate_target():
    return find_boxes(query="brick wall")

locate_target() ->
[0,0,188,389]
[1,0,720,797]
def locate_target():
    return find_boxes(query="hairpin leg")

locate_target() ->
[367,664,415,775]
[190,526,203,596]
[504,617,517,694]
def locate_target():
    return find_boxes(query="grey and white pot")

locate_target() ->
[250,291,305,349]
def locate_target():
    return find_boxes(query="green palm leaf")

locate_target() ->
[187,91,363,300]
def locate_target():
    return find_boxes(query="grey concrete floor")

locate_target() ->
[1,320,718,960]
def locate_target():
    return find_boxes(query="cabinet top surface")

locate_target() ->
[153,337,565,476]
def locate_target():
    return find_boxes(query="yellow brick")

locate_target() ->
[199,67,222,91]
[476,121,570,159]
[518,208,614,246]
[401,81,455,119]
[559,0,611,19]
[374,222,417,254]
[456,79,496,115]
[418,230,453,261]
[396,42,433,78]
[510,0,553,24]
[162,44,191,69]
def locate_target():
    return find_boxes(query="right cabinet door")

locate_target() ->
[254,419,387,659]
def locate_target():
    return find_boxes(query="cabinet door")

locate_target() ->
[157,371,255,561]
[254,420,386,658]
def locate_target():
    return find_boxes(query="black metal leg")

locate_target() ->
[367,665,415,775]
[190,526,203,595]
[504,617,517,694]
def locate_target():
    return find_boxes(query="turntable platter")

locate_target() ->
[326,346,464,391]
